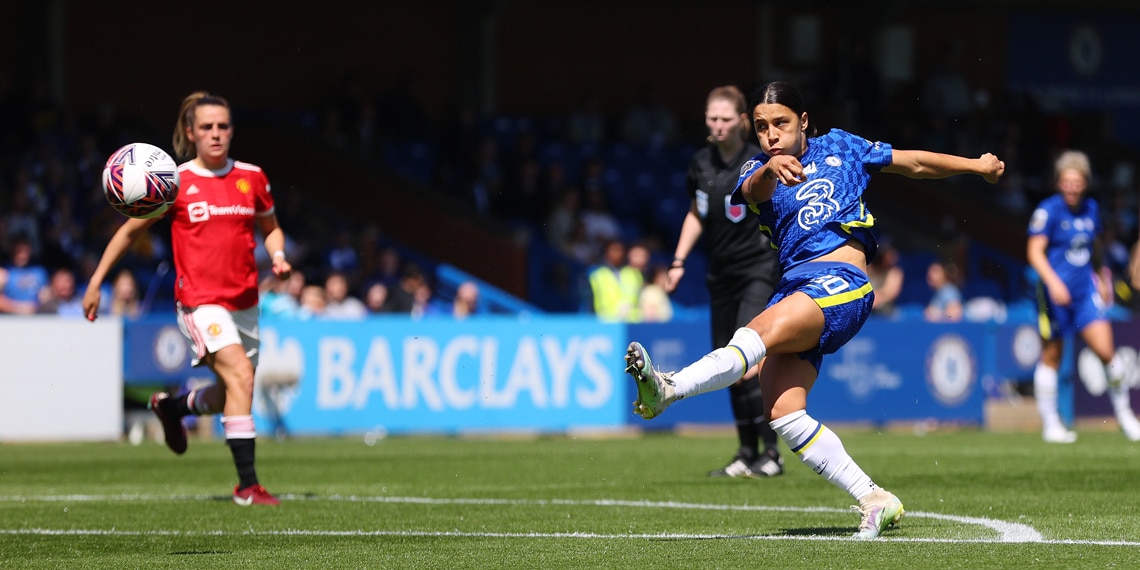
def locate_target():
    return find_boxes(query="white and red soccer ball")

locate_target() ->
[101,142,180,219]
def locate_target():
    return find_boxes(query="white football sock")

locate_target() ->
[671,327,766,399]
[1034,363,1065,432]
[771,410,876,501]
[1106,354,1136,418]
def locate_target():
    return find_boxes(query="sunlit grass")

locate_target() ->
[2,429,1139,568]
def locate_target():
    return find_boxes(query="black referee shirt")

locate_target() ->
[685,142,779,293]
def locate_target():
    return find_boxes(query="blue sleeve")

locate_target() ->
[864,139,893,171]
[729,153,769,205]
[1028,201,1051,237]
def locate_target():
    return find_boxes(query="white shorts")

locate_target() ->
[177,304,260,368]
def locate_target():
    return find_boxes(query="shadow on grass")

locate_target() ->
[780,526,851,537]
[645,526,850,541]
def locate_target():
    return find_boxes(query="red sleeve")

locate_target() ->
[256,170,275,214]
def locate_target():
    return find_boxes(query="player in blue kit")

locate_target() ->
[624,81,1005,538]
[1027,150,1140,443]
[669,85,784,478]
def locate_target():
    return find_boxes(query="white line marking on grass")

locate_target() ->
[4,494,1132,546]
[3,528,1138,546]
[287,496,1046,543]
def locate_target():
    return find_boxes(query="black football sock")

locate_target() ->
[729,380,761,460]
[228,438,259,490]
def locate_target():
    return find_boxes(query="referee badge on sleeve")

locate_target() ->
[725,195,746,223]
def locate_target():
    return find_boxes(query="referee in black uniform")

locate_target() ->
[666,85,783,477]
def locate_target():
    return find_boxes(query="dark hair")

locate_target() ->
[749,81,817,137]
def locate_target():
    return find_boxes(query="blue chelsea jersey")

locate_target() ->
[1028,194,1101,294]
[730,129,893,272]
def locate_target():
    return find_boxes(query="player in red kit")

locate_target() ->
[83,91,292,506]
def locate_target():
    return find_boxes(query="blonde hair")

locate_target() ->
[706,85,749,143]
[1053,149,1091,182]
[172,91,231,161]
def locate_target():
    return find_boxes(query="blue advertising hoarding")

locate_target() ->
[1074,320,1140,418]
[122,315,1031,435]
[124,315,630,435]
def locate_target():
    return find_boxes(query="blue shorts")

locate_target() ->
[1036,281,1107,340]
[766,261,874,371]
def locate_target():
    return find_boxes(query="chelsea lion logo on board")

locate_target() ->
[925,334,976,406]
[154,325,188,373]
[1012,325,1041,369]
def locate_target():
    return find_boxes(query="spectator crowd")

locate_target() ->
[5,38,1140,321]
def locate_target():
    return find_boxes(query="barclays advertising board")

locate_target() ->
[124,315,994,434]
[125,315,630,435]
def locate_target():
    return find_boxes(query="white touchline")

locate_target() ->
[5,494,1131,546]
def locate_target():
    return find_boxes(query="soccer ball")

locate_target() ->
[102,142,180,219]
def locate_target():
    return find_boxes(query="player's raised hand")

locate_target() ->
[978,153,1005,184]
[767,154,806,186]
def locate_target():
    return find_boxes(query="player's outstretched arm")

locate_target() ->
[82,217,160,321]
[740,155,805,203]
[883,150,1004,184]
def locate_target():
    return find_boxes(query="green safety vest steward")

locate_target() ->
[588,265,643,322]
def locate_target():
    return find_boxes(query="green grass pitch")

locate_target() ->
[3,428,1140,568]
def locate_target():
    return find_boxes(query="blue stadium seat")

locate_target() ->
[962,277,1004,301]
[385,140,437,184]
[895,251,938,306]
[435,263,541,315]
[605,142,632,164]
[632,171,659,200]
[666,171,688,198]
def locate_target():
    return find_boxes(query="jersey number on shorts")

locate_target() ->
[812,275,850,294]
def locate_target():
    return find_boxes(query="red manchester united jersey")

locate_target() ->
[169,159,275,310]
